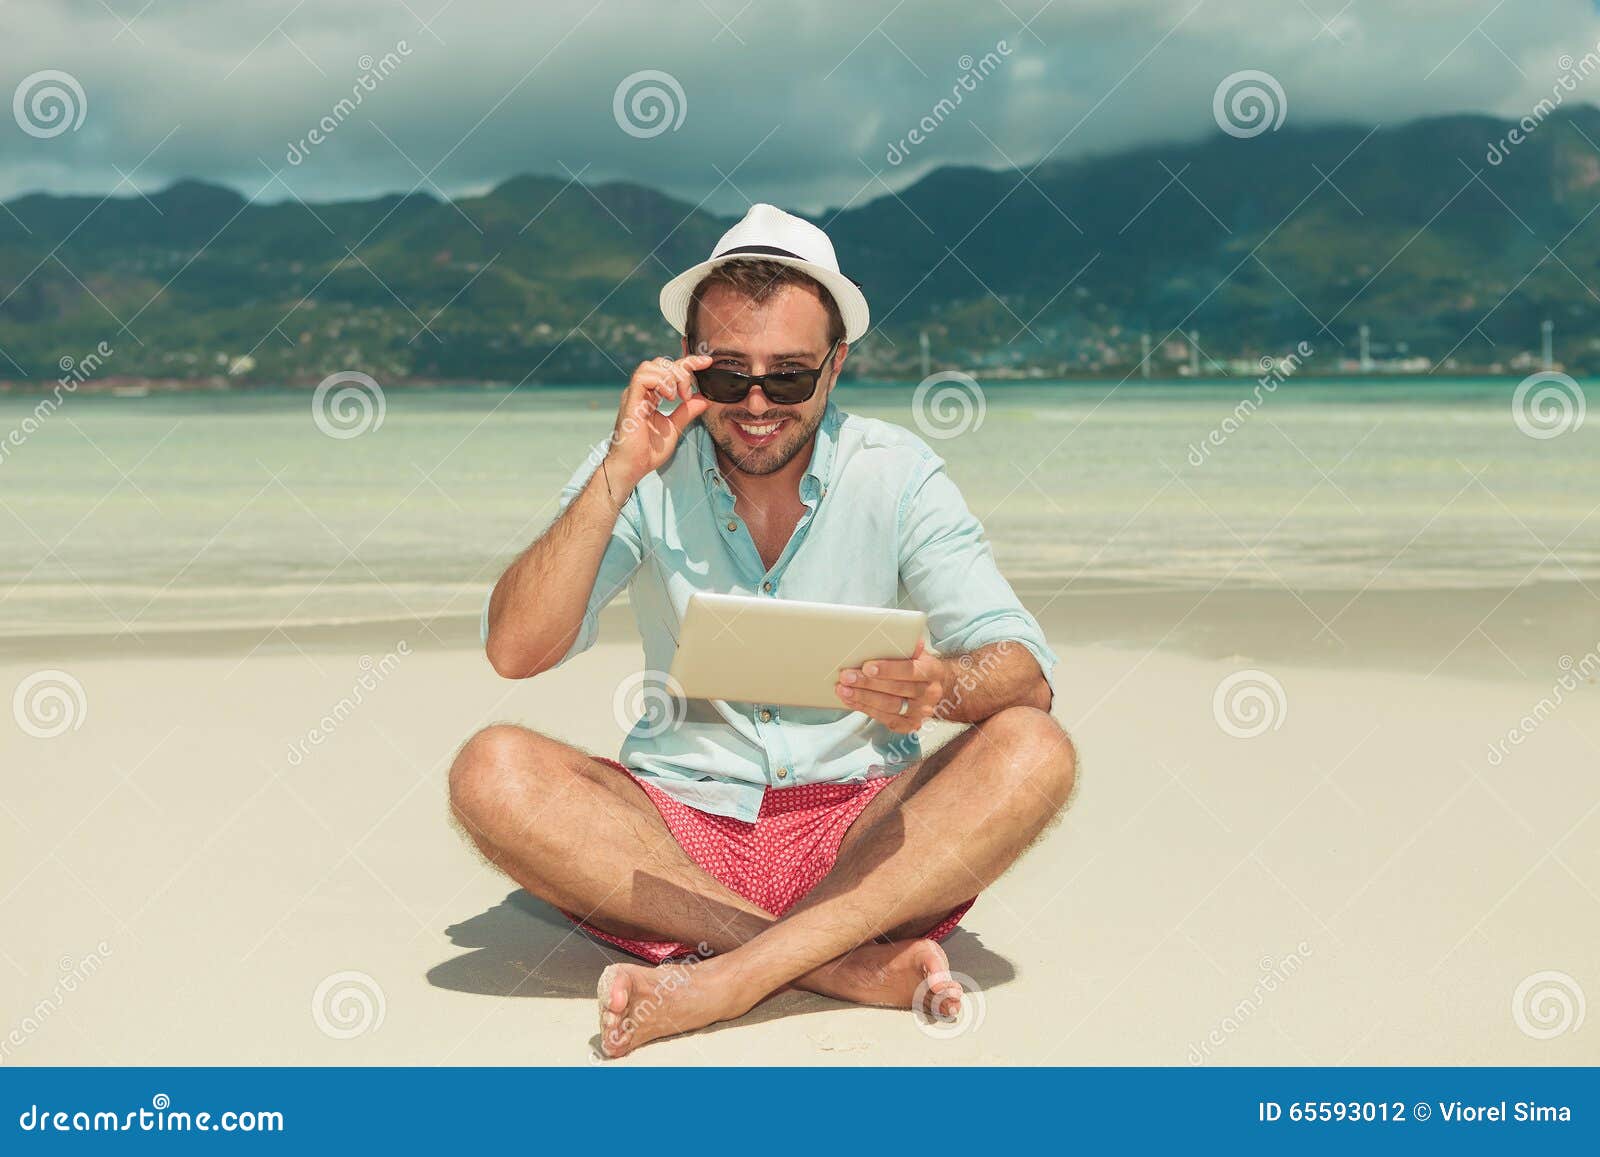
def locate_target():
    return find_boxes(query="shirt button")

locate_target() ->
[725,520,737,532]
[776,767,789,779]
[761,580,773,592]
[759,709,772,722]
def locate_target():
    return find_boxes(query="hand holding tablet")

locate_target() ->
[668,592,928,714]
[835,638,947,733]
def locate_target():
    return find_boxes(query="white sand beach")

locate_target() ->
[4,594,1597,1066]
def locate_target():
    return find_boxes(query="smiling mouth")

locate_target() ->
[730,416,788,445]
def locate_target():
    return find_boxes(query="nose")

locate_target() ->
[743,385,772,414]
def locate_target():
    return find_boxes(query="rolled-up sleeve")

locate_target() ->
[480,439,644,667]
[897,455,1058,694]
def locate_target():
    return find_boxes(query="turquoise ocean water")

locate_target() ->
[0,379,1594,637]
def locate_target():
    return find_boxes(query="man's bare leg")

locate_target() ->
[446,724,960,1007]
[596,705,1076,1055]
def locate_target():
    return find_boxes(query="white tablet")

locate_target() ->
[668,592,927,710]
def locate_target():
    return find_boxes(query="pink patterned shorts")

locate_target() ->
[561,759,975,964]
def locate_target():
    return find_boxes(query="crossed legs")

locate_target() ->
[447,705,1075,1056]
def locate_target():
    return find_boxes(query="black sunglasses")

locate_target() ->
[693,339,841,405]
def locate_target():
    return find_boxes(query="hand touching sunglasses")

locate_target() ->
[692,339,841,405]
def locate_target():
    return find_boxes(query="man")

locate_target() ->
[450,204,1075,1058]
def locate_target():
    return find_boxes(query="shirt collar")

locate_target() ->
[699,400,843,501]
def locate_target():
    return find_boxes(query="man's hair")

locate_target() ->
[685,258,845,351]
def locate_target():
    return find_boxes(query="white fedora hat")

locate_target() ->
[660,203,869,343]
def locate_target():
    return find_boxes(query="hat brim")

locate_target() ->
[660,254,870,345]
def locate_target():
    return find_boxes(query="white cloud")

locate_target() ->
[2,0,1597,210]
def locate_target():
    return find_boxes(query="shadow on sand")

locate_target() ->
[427,888,1018,1021]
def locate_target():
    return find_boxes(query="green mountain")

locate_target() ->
[5,108,1600,385]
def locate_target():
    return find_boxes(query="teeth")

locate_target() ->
[736,421,781,436]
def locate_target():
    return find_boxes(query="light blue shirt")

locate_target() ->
[487,401,1057,822]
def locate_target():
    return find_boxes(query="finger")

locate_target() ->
[668,393,708,433]
[677,353,714,370]
[838,670,927,697]
[835,691,921,733]
[645,408,677,443]
[659,358,694,400]
[859,656,927,681]
[836,683,934,720]
[642,366,683,403]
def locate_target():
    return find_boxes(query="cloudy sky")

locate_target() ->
[4,0,1599,212]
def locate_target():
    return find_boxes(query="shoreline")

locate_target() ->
[0,372,1555,395]
[5,580,1593,684]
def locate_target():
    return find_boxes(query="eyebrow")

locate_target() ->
[709,348,817,361]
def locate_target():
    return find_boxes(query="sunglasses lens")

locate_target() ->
[691,364,826,405]
[760,372,818,404]
[694,369,750,403]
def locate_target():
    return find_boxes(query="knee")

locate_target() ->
[974,705,1077,810]
[448,724,543,822]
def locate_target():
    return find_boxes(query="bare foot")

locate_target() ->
[596,956,757,1058]
[799,938,963,1018]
